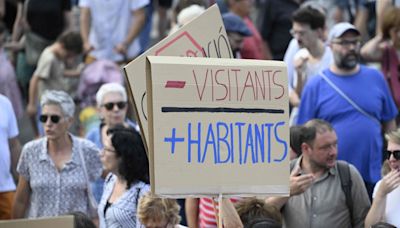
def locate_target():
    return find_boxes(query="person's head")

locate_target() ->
[57,31,83,60]
[235,198,282,228]
[328,22,361,71]
[290,125,303,160]
[138,192,181,228]
[102,125,149,187]
[68,211,96,228]
[222,12,252,57]
[96,83,128,126]
[381,7,400,49]
[173,0,207,24]
[301,119,337,170]
[225,0,252,18]
[384,128,400,171]
[40,90,75,140]
[291,4,326,49]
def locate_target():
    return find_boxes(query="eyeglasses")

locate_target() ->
[331,39,361,48]
[102,102,127,111]
[386,150,400,160]
[290,29,307,37]
[39,114,62,124]
[103,147,116,154]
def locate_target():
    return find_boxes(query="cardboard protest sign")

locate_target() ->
[146,56,289,197]
[0,216,74,228]
[124,4,232,149]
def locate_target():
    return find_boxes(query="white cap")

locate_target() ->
[328,22,360,43]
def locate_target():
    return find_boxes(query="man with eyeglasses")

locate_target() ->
[297,22,398,198]
[288,5,333,125]
[266,119,370,228]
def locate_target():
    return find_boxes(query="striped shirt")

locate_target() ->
[98,174,150,228]
[199,197,240,228]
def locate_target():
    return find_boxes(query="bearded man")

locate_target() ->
[296,22,398,198]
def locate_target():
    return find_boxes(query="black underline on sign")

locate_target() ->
[161,107,285,114]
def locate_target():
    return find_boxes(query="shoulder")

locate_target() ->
[130,181,150,194]
[359,65,383,77]
[72,135,100,155]
[21,138,45,157]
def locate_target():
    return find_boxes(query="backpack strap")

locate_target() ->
[336,161,353,226]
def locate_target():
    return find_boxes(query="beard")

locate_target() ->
[334,51,359,70]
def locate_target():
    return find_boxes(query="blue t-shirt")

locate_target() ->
[297,65,398,183]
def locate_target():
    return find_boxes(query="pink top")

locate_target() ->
[240,17,266,60]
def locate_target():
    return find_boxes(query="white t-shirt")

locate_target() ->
[373,180,400,227]
[79,0,149,62]
[0,95,19,192]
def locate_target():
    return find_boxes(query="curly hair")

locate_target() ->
[137,192,181,226]
[107,125,149,188]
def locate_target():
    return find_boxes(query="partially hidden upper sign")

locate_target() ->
[124,4,232,150]
[0,216,74,228]
[146,56,289,197]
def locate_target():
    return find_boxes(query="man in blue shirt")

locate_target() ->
[297,22,398,197]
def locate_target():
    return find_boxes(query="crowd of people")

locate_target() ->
[1,0,400,227]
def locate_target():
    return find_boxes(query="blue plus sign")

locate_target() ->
[164,128,185,154]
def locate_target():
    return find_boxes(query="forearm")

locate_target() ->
[12,177,30,219]
[360,35,383,62]
[11,3,24,42]
[364,195,386,228]
[123,8,146,46]
[289,90,300,107]
[221,198,243,228]
[185,198,199,228]
[9,138,22,182]
[28,75,39,106]
[265,196,289,211]
[80,8,91,45]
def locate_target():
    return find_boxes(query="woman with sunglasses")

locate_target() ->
[12,90,102,218]
[98,125,150,228]
[365,129,400,227]
[86,82,139,203]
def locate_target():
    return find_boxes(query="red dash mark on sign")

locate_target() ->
[165,81,186,88]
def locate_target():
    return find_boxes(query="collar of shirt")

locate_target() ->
[38,134,80,168]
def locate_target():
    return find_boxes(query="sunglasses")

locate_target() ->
[39,114,62,124]
[102,102,127,111]
[386,150,400,160]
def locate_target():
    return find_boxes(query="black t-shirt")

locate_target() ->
[260,0,300,60]
[26,0,71,40]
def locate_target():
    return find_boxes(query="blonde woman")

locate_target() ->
[365,129,400,227]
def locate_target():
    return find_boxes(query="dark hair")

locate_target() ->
[107,125,150,188]
[292,6,325,30]
[68,211,96,228]
[371,222,397,228]
[57,31,83,55]
[302,119,334,146]
[290,126,303,157]
[235,198,282,228]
